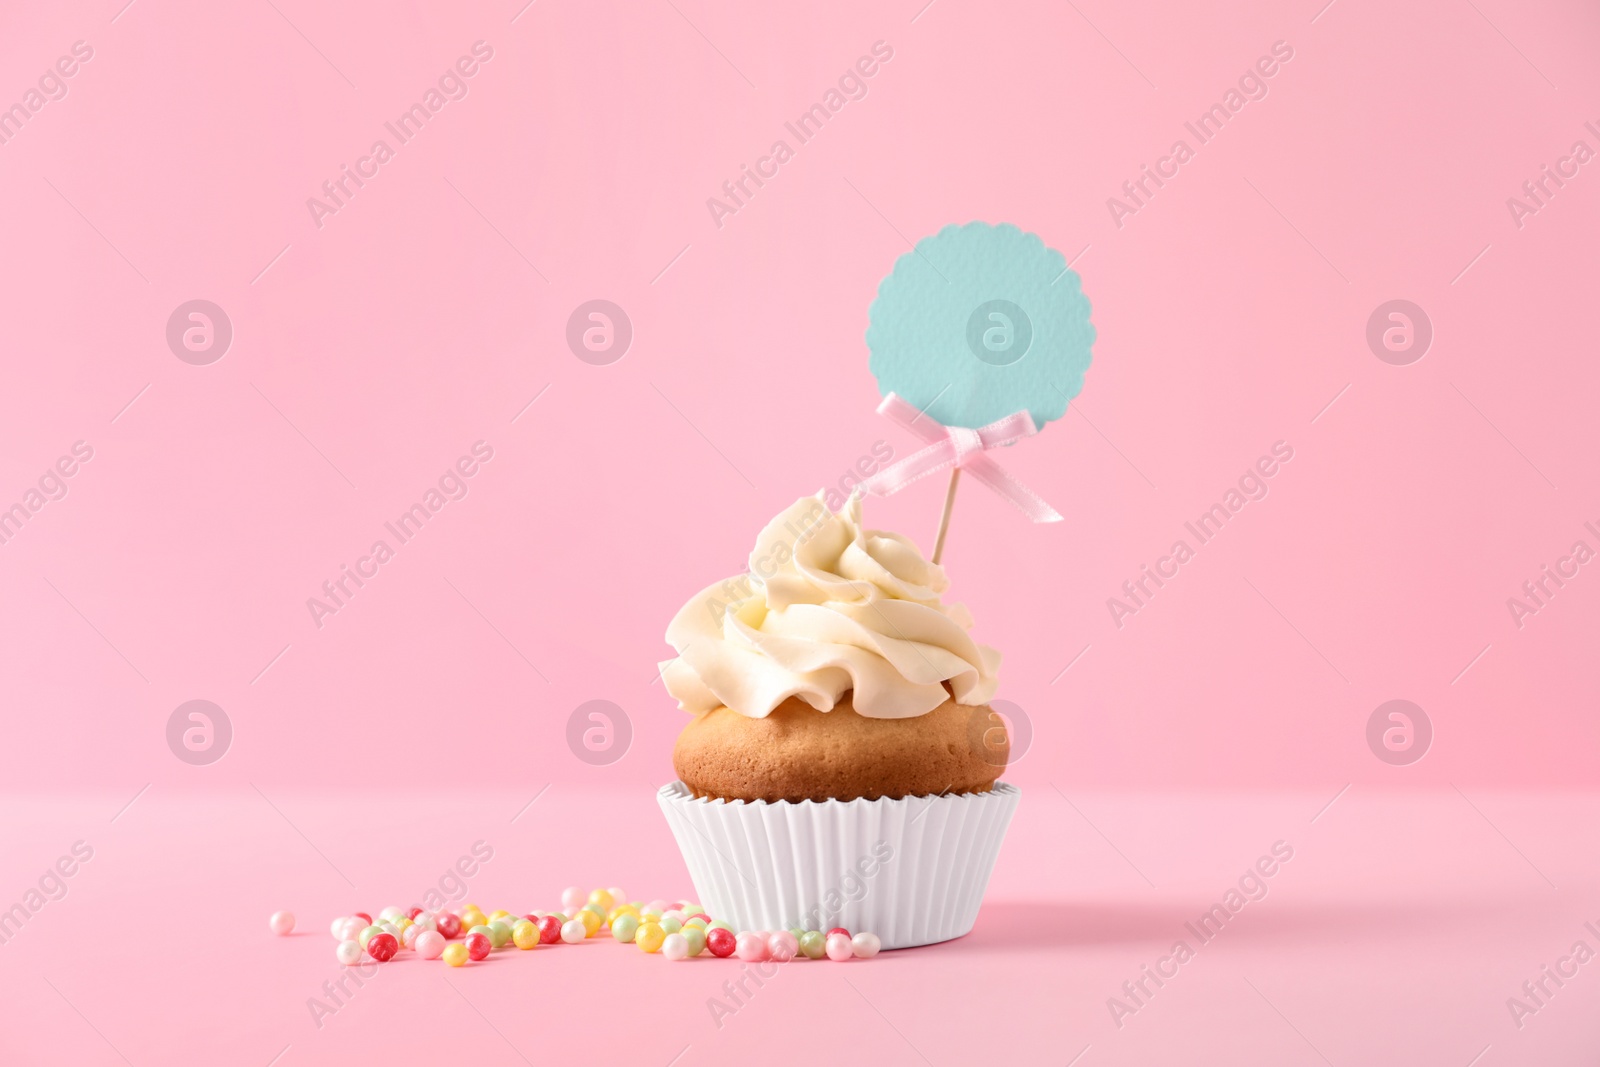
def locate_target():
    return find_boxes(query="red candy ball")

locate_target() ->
[706,927,737,958]
[465,932,492,961]
[827,927,851,939]
[436,912,463,939]
[406,907,424,920]
[536,916,563,945]
[367,933,399,962]
[353,912,373,925]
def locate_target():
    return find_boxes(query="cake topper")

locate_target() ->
[861,221,1096,560]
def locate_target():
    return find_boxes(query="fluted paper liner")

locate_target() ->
[657,782,1020,950]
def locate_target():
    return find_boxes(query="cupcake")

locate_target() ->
[656,492,1020,948]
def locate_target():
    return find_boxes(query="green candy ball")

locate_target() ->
[799,931,827,959]
[612,914,641,944]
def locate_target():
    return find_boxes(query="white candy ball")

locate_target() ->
[560,887,586,911]
[416,930,447,959]
[852,932,882,959]
[379,906,404,921]
[560,919,586,944]
[330,916,348,939]
[335,939,362,965]
[269,911,295,936]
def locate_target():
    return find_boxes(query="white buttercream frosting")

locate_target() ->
[661,493,1000,719]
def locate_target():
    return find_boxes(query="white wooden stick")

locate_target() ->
[931,468,960,565]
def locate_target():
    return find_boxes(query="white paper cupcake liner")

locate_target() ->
[657,781,1020,950]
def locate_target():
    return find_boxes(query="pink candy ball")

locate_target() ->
[560,886,587,911]
[851,932,882,959]
[766,931,799,962]
[825,933,853,961]
[269,911,295,936]
[402,924,422,950]
[415,930,447,960]
[661,933,690,961]
[735,931,769,962]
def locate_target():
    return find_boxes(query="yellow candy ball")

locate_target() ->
[442,943,470,967]
[587,889,615,913]
[636,922,666,953]
[489,910,512,922]
[607,904,640,924]
[395,917,414,932]
[579,909,603,937]
[512,921,541,950]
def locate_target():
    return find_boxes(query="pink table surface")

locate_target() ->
[3,786,1596,1066]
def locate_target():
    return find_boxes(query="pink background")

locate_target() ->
[3,0,1598,791]
[2,0,1598,1062]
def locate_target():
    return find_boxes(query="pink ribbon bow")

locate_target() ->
[859,393,1063,523]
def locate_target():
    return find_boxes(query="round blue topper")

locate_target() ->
[866,221,1095,429]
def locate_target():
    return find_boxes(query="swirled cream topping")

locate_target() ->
[660,493,1000,719]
